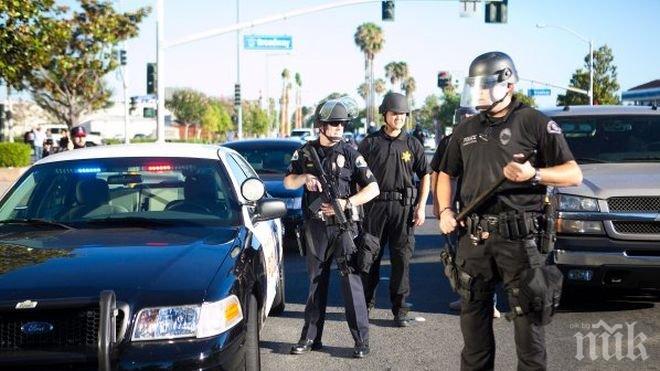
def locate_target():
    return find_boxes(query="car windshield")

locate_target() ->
[554,115,660,163]
[230,147,296,175]
[0,157,242,228]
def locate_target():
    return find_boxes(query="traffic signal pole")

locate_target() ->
[156,0,460,140]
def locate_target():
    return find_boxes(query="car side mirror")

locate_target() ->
[253,199,287,223]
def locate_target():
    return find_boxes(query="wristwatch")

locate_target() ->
[531,168,542,186]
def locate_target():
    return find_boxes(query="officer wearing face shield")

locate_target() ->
[437,52,583,370]
[358,92,431,327]
[284,97,380,358]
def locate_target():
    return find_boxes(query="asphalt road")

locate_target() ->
[260,205,660,371]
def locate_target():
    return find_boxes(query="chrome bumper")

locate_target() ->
[553,249,660,267]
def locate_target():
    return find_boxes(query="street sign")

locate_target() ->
[243,35,293,50]
[528,88,551,96]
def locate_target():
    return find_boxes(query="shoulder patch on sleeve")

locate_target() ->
[291,150,299,161]
[355,155,368,168]
[546,120,562,134]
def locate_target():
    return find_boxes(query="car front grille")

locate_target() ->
[612,221,660,235]
[607,196,660,212]
[0,306,124,351]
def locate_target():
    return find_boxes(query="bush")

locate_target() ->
[0,143,32,167]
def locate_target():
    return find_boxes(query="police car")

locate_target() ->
[0,144,286,370]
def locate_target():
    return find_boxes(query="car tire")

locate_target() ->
[245,294,261,371]
[270,263,286,316]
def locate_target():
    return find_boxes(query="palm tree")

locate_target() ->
[294,72,302,129]
[402,76,416,129]
[385,61,409,91]
[354,23,384,129]
[357,82,369,102]
[279,68,291,136]
[374,78,386,96]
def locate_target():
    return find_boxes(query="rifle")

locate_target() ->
[305,144,357,275]
[456,150,537,222]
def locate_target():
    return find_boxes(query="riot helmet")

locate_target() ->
[314,96,358,143]
[460,51,518,112]
[378,92,410,115]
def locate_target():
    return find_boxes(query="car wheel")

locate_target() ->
[270,263,286,316]
[245,294,261,371]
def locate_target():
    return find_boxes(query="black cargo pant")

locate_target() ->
[456,232,546,371]
[299,219,369,345]
[361,200,414,316]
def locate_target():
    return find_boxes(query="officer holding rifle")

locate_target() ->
[284,96,380,359]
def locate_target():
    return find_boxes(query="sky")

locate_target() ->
[48,0,660,109]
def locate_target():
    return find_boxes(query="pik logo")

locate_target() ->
[574,320,649,361]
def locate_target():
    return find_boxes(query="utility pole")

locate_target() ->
[236,0,243,139]
[156,0,165,143]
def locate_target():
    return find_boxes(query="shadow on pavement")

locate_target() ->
[260,341,356,358]
[559,292,658,313]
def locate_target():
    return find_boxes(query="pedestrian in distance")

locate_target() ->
[32,126,47,162]
[358,92,431,327]
[437,51,582,370]
[284,96,380,358]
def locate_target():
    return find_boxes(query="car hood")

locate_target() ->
[0,226,241,305]
[260,174,303,199]
[556,163,660,199]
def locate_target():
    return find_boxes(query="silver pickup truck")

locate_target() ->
[542,105,660,294]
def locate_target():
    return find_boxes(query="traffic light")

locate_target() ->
[119,50,127,66]
[129,96,138,113]
[382,1,395,21]
[234,84,241,106]
[437,71,451,89]
[485,0,508,24]
[146,63,157,95]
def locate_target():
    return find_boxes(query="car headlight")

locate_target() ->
[286,197,302,210]
[557,195,599,212]
[131,295,243,341]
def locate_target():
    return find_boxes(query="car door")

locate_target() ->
[223,153,282,316]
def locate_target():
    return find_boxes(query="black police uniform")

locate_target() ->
[287,139,377,348]
[440,98,575,370]
[358,127,430,316]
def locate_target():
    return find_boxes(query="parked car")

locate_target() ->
[289,128,317,142]
[223,139,303,249]
[0,143,286,369]
[543,105,660,295]
[42,123,68,147]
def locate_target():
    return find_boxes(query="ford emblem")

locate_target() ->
[20,322,54,335]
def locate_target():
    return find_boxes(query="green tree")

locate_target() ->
[354,23,384,126]
[201,101,232,141]
[417,95,440,131]
[166,88,208,140]
[357,82,369,102]
[438,91,461,130]
[18,1,150,127]
[514,90,537,107]
[244,102,269,137]
[557,45,620,106]
[0,1,69,89]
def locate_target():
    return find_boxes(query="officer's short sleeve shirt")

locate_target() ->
[439,99,575,213]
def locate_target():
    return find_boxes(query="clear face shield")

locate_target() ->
[460,74,510,111]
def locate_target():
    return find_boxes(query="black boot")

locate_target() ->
[290,339,323,355]
[394,313,415,327]
[352,342,370,358]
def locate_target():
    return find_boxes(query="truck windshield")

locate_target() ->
[554,115,660,163]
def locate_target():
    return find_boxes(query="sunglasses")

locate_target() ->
[326,121,346,127]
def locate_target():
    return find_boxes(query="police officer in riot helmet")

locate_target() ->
[358,92,431,327]
[437,52,582,370]
[284,96,380,358]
